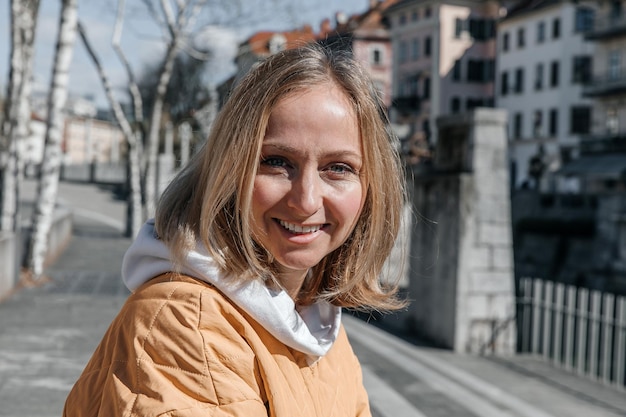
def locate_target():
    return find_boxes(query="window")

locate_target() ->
[609,50,621,80]
[453,59,462,81]
[552,18,561,39]
[399,13,407,25]
[371,46,383,66]
[424,36,432,57]
[549,108,558,136]
[455,18,464,38]
[466,97,484,110]
[423,77,431,99]
[411,10,419,21]
[467,59,495,83]
[467,60,480,82]
[513,112,523,139]
[533,110,543,137]
[611,1,623,22]
[575,7,594,32]
[550,61,559,87]
[517,27,525,48]
[451,97,461,113]
[535,63,544,90]
[467,18,496,41]
[502,32,509,52]
[411,38,420,60]
[399,41,408,63]
[537,21,545,43]
[514,67,524,93]
[402,75,419,96]
[486,59,495,82]
[425,7,431,18]
[572,56,592,84]
[570,106,591,134]
[501,71,509,95]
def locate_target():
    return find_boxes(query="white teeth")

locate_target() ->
[279,220,322,234]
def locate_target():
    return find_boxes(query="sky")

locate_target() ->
[0,0,370,108]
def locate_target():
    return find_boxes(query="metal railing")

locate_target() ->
[517,277,626,390]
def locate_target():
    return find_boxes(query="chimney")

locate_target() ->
[320,18,331,35]
[370,0,379,9]
[335,11,348,26]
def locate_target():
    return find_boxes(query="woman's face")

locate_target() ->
[251,83,365,290]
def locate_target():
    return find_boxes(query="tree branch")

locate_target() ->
[112,0,144,124]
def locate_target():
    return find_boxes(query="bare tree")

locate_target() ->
[78,23,144,238]
[141,0,211,218]
[24,0,78,280]
[81,0,287,228]
[1,0,40,233]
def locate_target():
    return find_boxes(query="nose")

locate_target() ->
[287,168,323,217]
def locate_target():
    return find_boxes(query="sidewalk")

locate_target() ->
[0,180,625,417]
[0,217,131,417]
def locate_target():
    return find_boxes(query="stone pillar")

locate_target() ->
[409,108,516,354]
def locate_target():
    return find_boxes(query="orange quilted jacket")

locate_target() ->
[63,274,371,417]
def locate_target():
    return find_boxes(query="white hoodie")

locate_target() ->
[121,219,342,360]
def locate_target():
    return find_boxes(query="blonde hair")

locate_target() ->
[155,43,407,311]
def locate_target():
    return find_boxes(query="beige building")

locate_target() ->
[63,117,125,165]
[385,0,500,162]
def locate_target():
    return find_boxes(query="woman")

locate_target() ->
[64,43,406,416]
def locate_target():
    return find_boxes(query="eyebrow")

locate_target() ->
[261,143,362,161]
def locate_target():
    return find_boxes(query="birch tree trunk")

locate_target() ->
[25,0,77,280]
[78,23,143,238]
[1,0,40,233]
[113,0,145,236]
[143,40,178,218]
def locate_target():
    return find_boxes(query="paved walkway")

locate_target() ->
[0,180,625,417]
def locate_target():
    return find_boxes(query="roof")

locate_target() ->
[503,0,562,21]
[319,0,398,42]
[243,26,317,56]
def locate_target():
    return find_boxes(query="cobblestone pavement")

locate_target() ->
[1,180,625,417]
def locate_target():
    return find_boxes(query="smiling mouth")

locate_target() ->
[278,220,325,234]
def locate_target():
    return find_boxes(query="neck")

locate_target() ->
[276,269,309,301]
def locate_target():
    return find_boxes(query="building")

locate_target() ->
[567,0,626,194]
[497,0,596,192]
[221,2,398,114]
[232,25,318,87]
[63,116,125,165]
[320,0,399,109]
[384,0,500,162]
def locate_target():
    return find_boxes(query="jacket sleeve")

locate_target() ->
[64,279,269,417]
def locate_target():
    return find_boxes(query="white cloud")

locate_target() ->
[194,26,240,85]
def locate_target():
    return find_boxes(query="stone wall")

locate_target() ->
[0,208,72,299]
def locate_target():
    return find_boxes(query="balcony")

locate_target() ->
[582,69,626,97]
[579,132,626,155]
[392,94,420,114]
[584,13,626,40]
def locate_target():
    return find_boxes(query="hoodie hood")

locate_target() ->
[122,219,341,359]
